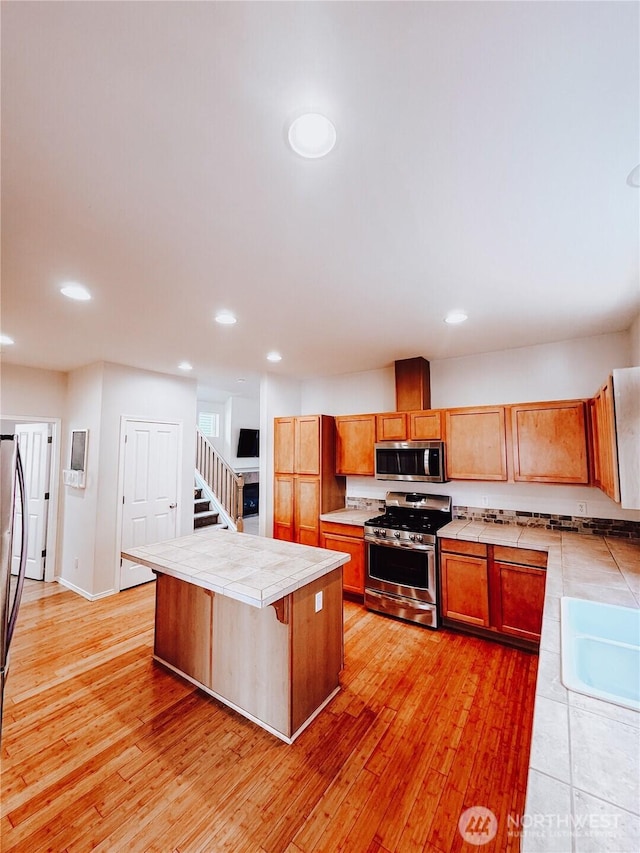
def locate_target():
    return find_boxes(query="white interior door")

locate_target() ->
[120,420,180,590]
[12,423,50,580]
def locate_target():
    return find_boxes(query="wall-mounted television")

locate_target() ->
[237,428,259,458]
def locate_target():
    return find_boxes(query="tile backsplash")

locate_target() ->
[453,506,640,540]
[346,496,640,541]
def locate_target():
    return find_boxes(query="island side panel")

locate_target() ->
[212,594,291,737]
[154,573,214,688]
[290,567,343,735]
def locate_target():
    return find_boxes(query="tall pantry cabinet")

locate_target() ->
[273,415,346,546]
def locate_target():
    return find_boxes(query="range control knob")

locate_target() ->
[393,531,401,539]
[378,529,386,537]
[410,533,423,543]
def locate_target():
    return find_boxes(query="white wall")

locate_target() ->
[1,363,67,418]
[59,362,197,598]
[298,330,639,523]
[301,366,396,415]
[59,363,104,596]
[430,331,632,408]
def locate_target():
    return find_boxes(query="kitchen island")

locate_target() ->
[122,528,350,743]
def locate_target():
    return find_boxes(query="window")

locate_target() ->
[198,412,220,438]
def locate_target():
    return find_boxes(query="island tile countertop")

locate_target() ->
[122,528,349,609]
[438,519,640,852]
[319,508,374,526]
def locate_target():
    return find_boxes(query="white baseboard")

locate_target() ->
[56,576,117,601]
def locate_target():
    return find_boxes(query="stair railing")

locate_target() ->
[195,428,244,533]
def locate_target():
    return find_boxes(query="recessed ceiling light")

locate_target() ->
[266,351,282,363]
[215,311,237,325]
[288,113,336,159]
[626,164,640,188]
[0,334,15,346]
[237,378,246,383]
[178,361,193,371]
[444,311,468,325]
[60,282,91,301]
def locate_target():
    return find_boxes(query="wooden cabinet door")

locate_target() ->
[440,552,490,626]
[320,531,365,595]
[295,477,321,546]
[335,415,376,475]
[591,380,620,501]
[274,418,295,474]
[409,410,443,440]
[511,400,589,484]
[273,474,295,541]
[295,416,321,475]
[445,407,507,480]
[376,413,408,441]
[493,562,546,643]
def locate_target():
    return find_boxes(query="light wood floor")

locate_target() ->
[1,580,537,852]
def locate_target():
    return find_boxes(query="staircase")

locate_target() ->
[195,428,245,532]
[193,486,222,530]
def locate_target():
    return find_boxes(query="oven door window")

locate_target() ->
[368,543,429,589]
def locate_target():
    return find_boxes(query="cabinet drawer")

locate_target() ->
[493,545,547,568]
[439,538,487,558]
[320,521,364,539]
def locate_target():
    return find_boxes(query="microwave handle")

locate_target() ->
[424,449,432,476]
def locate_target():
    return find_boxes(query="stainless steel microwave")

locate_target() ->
[374,440,447,483]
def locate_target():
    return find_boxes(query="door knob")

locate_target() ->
[169,503,177,509]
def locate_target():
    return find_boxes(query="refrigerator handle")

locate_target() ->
[7,446,27,648]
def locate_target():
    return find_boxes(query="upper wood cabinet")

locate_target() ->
[590,379,620,502]
[274,414,324,475]
[273,417,296,474]
[409,410,443,440]
[335,415,376,476]
[511,400,589,484]
[445,406,508,480]
[376,412,408,441]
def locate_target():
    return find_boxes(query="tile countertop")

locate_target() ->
[437,520,640,853]
[319,508,375,526]
[121,528,349,609]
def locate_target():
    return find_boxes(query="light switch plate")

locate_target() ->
[315,591,323,612]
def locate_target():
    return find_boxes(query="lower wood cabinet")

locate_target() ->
[439,538,547,649]
[320,521,365,596]
[274,474,322,546]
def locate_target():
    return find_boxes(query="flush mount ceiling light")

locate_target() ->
[60,281,91,301]
[178,361,193,371]
[215,310,237,325]
[444,311,468,325]
[288,113,336,159]
[626,164,640,188]
[266,351,282,363]
[0,334,15,346]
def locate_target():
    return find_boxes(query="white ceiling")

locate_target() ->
[1,1,639,400]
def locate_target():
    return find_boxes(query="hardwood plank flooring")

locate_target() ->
[1,580,537,852]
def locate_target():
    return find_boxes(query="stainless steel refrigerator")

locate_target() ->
[1,434,28,741]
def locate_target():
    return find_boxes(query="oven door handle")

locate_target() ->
[365,537,433,551]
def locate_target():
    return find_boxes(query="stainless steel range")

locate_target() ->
[364,491,452,628]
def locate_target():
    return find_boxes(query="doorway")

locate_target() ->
[1,418,60,582]
[118,418,182,590]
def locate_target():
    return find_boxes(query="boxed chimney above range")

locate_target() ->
[395,357,431,411]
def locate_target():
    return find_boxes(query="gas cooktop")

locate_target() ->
[364,492,452,547]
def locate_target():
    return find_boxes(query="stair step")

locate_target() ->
[194,498,210,513]
[194,510,220,529]
[194,487,203,500]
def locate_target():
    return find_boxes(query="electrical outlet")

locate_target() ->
[576,501,588,516]
[481,496,489,507]
[315,591,323,612]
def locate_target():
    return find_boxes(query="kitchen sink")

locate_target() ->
[560,597,640,712]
